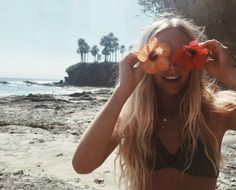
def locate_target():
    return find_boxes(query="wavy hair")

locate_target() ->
[114,15,235,190]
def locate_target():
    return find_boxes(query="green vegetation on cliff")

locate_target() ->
[65,62,118,87]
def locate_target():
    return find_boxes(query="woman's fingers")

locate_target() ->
[122,52,138,67]
[200,39,228,54]
[117,52,145,95]
[200,39,229,65]
[134,62,144,81]
[200,39,220,49]
[200,39,235,81]
[127,52,144,80]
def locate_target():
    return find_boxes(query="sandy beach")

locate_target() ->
[0,88,236,190]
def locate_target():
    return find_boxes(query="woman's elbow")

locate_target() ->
[72,157,95,174]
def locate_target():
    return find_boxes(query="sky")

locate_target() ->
[0,0,153,80]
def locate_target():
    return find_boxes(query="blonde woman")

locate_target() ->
[72,17,236,190]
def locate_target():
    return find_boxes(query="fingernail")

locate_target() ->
[133,62,140,68]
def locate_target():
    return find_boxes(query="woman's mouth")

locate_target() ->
[162,75,181,81]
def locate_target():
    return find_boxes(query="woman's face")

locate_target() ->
[152,28,192,96]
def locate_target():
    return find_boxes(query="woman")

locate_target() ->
[72,16,236,190]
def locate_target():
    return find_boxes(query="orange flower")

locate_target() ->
[172,40,209,71]
[137,37,171,74]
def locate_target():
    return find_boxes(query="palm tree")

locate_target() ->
[108,33,115,62]
[108,33,119,62]
[84,42,90,62]
[120,45,126,58]
[113,39,119,62]
[100,35,111,62]
[101,46,110,62]
[77,38,86,62]
[90,45,99,62]
[97,54,102,63]
[100,33,120,62]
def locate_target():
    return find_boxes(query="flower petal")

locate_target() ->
[172,40,209,71]
[137,44,149,62]
[137,38,158,63]
[142,60,159,74]
[157,42,171,57]
[137,53,148,62]
[156,57,170,71]
[172,48,186,66]
[189,40,198,46]
[182,61,195,71]
[148,37,158,52]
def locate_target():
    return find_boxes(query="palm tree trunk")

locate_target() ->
[80,54,83,62]
[115,51,117,62]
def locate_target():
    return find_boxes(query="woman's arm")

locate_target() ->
[72,53,143,174]
[201,40,236,131]
[72,88,127,174]
[225,107,236,131]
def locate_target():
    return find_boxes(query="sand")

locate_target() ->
[0,89,235,189]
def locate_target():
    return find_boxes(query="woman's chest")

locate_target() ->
[156,113,226,154]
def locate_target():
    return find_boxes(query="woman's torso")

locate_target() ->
[151,168,217,190]
[149,113,226,190]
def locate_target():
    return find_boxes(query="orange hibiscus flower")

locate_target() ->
[137,37,171,74]
[172,40,209,71]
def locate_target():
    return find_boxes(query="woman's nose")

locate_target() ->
[167,62,178,72]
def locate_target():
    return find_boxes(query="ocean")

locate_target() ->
[0,77,101,96]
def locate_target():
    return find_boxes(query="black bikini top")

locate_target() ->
[147,136,219,178]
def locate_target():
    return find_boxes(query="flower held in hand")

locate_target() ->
[173,40,209,71]
[137,37,171,74]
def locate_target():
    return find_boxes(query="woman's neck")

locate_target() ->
[157,91,181,116]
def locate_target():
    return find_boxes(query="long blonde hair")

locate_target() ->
[115,16,235,190]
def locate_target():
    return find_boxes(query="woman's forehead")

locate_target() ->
[156,28,193,51]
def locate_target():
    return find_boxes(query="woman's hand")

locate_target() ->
[117,52,144,97]
[200,39,236,89]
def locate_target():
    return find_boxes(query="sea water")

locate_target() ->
[0,77,102,96]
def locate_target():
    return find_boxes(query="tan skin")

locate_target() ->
[72,28,236,190]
